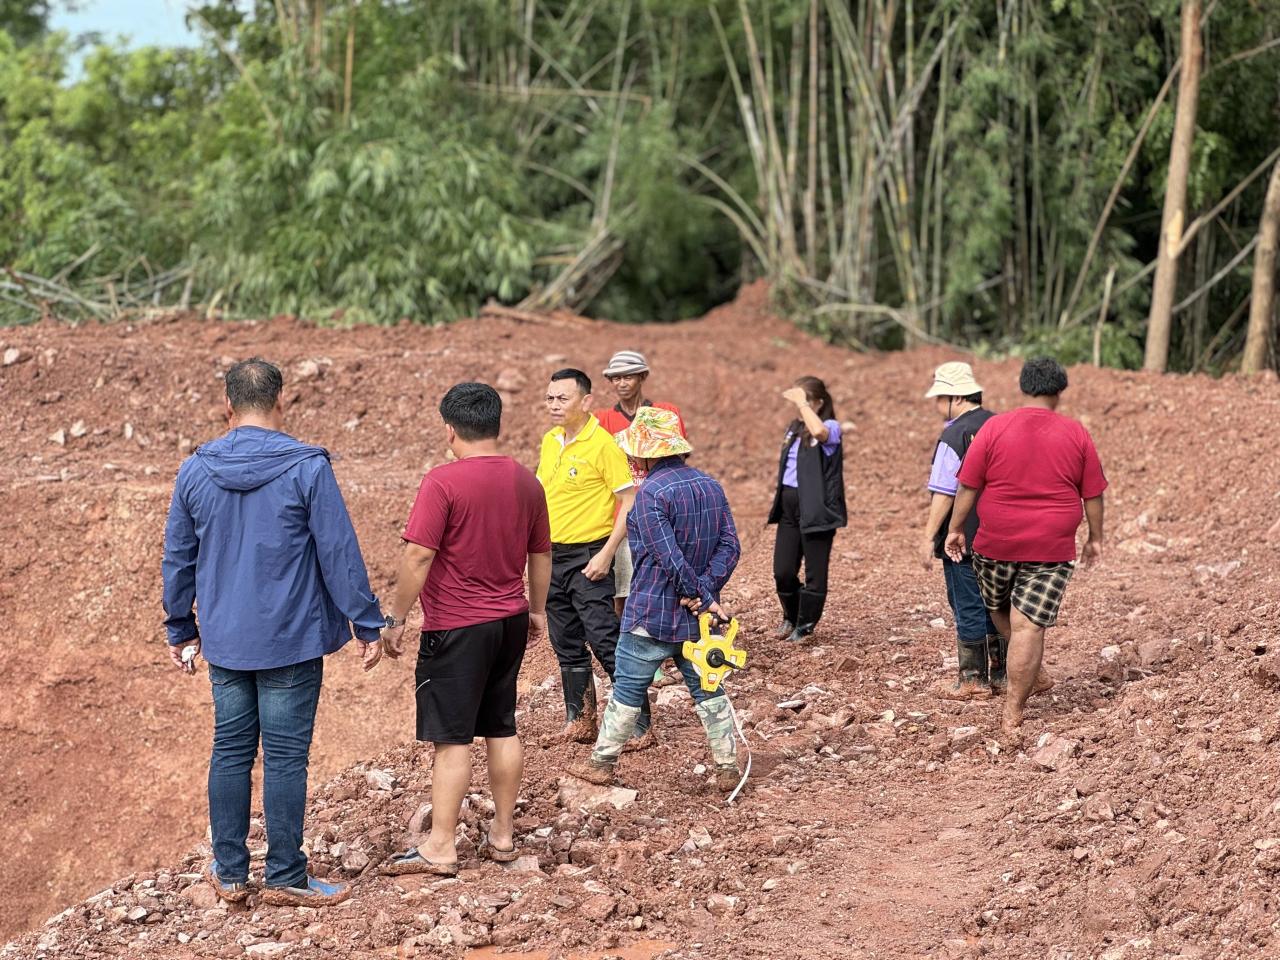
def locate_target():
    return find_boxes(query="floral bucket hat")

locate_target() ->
[618,406,693,459]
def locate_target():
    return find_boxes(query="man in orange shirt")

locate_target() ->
[594,350,687,620]
[595,350,689,706]
[595,351,687,471]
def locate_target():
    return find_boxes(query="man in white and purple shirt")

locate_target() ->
[918,362,1001,699]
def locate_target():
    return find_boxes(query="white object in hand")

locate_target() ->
[181,645,198,671]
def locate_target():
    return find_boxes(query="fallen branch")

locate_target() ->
[478,301,593,327]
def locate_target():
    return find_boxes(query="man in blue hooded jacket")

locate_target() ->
[162,357,385,907]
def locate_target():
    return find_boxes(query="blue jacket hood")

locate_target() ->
[194,426,329,492]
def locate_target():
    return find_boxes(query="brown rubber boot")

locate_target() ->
[569,758,616,785]
[774,590,799,638]
[714,764,742,793]
[561,715,598,743]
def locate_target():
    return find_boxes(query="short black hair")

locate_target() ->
[1019,357,1069,397]
[962,391,983,405]
[225,357,283,412]
[439,382,502,441]
[550,368,592,395]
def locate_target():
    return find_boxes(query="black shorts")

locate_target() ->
[414,613,529,744]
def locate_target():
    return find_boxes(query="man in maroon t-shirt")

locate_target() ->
[945,358,1106,737]
[378,382,551,876]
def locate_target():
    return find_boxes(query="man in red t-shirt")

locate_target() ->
[945,358,1106,737]
[378,382,551,876]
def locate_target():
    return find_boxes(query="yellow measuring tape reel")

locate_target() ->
[682,613,748,693]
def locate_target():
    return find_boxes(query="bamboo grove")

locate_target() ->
[2,0,1279,372]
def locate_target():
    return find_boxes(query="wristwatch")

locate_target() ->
[384,613,406,628]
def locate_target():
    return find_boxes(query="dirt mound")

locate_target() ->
[3,285,1280,958]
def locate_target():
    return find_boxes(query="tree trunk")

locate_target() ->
[342,2,356,126]
[1242,157,1280,373]
[1144,0,1202,372]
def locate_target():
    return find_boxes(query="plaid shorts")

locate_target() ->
[971,553,1075,629]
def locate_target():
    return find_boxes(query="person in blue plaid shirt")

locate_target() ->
[571,407,743,793]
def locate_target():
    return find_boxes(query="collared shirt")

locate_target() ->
[621,457,741,643]
[536,415,634,544]
[928,418,962,496]
[782,420,842,488]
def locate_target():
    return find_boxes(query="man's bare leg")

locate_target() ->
[1003,608,1046,734]
[421,743,471,866]
[484,736,522,852]
[990,603,1052,696]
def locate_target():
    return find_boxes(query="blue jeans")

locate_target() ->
[208,658,323,888]
[610,631,723,709]
[942,557,997,645]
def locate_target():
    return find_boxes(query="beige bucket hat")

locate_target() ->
[924,361,983,399]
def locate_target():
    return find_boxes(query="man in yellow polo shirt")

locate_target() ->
[538,368,637,743]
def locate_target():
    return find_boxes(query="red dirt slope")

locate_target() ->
[3,282,1280,958]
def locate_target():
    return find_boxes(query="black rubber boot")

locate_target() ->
[957,642,989,686]
[560,667,597,741]
[561,667,591,722]
[932,641,993,700]
[634,692,653,736]
[787,589,825,642]
[987,634,1009,690]
[774,590,799,639]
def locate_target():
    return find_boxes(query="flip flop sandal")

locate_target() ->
[480,832,519,864]
[381,847,459,877]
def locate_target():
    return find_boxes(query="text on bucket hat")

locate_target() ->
[618,406,693,459]
[603,350,650,377]
[924,361,983,399]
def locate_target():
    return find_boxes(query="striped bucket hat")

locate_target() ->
[603,350,650,377]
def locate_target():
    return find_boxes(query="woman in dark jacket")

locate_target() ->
[768,377,847,642]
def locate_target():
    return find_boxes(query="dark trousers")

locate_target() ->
[772,486,835,627]
[208,658,323,888]
[547,539,618,676]
[942,556,997,645]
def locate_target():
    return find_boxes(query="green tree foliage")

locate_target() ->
[0,0,52,46]
[193,55,535,323]
[1,0,1278,372]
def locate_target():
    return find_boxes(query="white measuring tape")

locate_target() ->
[724,694,753,805]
